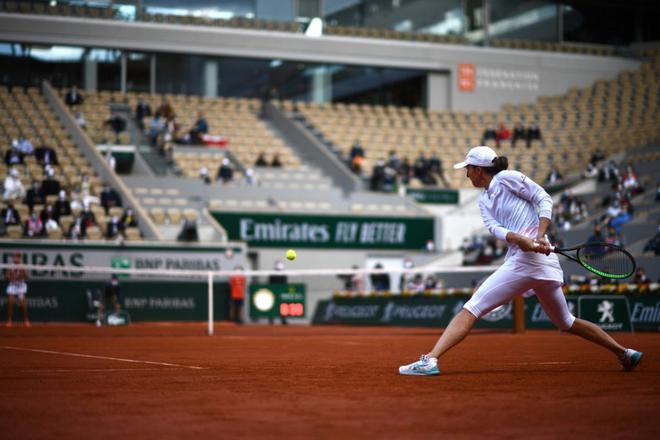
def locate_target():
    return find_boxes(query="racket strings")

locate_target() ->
[578,246,635,278]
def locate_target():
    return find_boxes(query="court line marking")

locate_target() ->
[0,346,207,370]
[21,368,164,373]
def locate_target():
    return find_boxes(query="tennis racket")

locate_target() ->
[550,242,636,279]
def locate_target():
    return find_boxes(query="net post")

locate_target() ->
[513,296,525,334]
[207,271,214,336]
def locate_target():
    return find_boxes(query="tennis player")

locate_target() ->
[399,146,643,375]
[5,252,30,328]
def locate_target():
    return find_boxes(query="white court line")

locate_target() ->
[1,346,207,370]
[22,368,164,373]
[503,361,576,366]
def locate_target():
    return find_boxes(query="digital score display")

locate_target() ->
[250,284,306,319]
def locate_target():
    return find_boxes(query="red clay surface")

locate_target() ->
[1,324,658,439]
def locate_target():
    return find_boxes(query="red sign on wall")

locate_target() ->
[458,63,476,92]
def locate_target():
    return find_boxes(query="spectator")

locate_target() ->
[350,265,365,294]
[583,163,598,178]
[177,218,198,242]
[3,168,25,200]
[622,164,641,195]
[40,204,59,231]
[149,115,165,147]
[155,100,175,121]
[605,226,622,247]
[243,168,256,186]
[188,112,208,144]
[68,215,87,239]
[511,122,525,148]
[135,97,152,130]
[4,252,30,328]
[351,154,365,175]
[24,181,44,212]
[255,152,268,167]
[121,208,138,228]
[590,149,605,166]
[642,223,660,256]
[414,153,435,185]
[41,167,61,197]
[370,159,386,191]
[405,274,426,293]
[16,137,33,156]
[229,265,246,324]
[75,112,87,130]
[34,143,58,165]
[633,268,650,287]
[270,154,282,167]
[386,150,400,172]
[104,111,127,144]
[80,204,97,230]
[429,153,449,187]
[349,141,365,161]
[24,212,44,238]
[100,185,122,214]
[545,167,563,185]
[105,151,116,171]
[54,190,71,220]
[200,167,212,185]
[64,85,84,106]
[398,156,412,185]
[481,125,497,145]
[526,122,542,148]
[1,202,21,226]
[496,123,511,148]
[103,275,122,316]
[106,215,122,239]
[4,141,23,166]
[217,158,234,184]
[370,262,390,293]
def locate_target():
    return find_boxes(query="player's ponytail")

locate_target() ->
[484,156,509,175]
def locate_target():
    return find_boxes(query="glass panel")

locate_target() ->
[489,0,558,42]
[126,52,150,93]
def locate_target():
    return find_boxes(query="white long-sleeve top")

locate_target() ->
[479,170,563,282]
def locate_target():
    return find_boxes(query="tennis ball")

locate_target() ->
[286,249,297,261]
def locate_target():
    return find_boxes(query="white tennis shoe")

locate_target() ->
[618,348,643,372]
[398,354,440,376]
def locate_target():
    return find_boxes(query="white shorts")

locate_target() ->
[464,269,575,330]
[7,282,27,299]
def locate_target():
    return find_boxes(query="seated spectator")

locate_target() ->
[583,163,598,178]
[105,151,116,171]
[526,123,542,148]
[255,152,268,167]
[386,150,400,172]
[135,97,152,130]
[633,267,650,287]
[149,115,165,147]
[511,122,525,148]
[413,153,435,185]
[106,215,123,239]
[80,204,97,229]
[121,208,138,228]
[188,112,208,144]
[65,85,84,106]
[1,202,21,226]
[155,100,175,121]
[481,125,497,145]
[590,149,605,166]
[605,226,622,247]
[270,154,282,167]
[54,190,71,220]
[4,141,23,166]
[25,181,44,212]
[3,168,25,200]
[68,215,87,239]
[370,159,386,191]
[545,167,563,185]
[349,141,365,161]
[428,153,448,187]
[40,204,58,227]
[24,212,44,238]
[75,112,87,130]
[200,167,212,185]
[382,165,397,193]
[104,111,127,143]
[34,143,58,165]
[642,223,660,256]
[351,154,365,175]
[177,218,199,242]
[217,158,234,184]
[41,167,61,197]
[100,185,122,214]
[405,274,426,294]
[370,263,390,293]
[622,163,642,195]
[496,123,510,148]
[16,136,33,156]
[243,168,256,186]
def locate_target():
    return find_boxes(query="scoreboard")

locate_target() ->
[249,284,306,319]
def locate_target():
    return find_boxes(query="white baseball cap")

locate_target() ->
[453,146,498,169]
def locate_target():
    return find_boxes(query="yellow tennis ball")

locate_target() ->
[286,249,297,261]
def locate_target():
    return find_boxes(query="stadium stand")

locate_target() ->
[291,52,659,190]
[0,85,143,241]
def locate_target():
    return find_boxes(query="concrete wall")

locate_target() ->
[0,13,640,112]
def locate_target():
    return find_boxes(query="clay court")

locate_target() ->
[1,325,658,439]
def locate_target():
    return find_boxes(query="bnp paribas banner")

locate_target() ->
[211,212,435,250]
[0,240,246,280]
